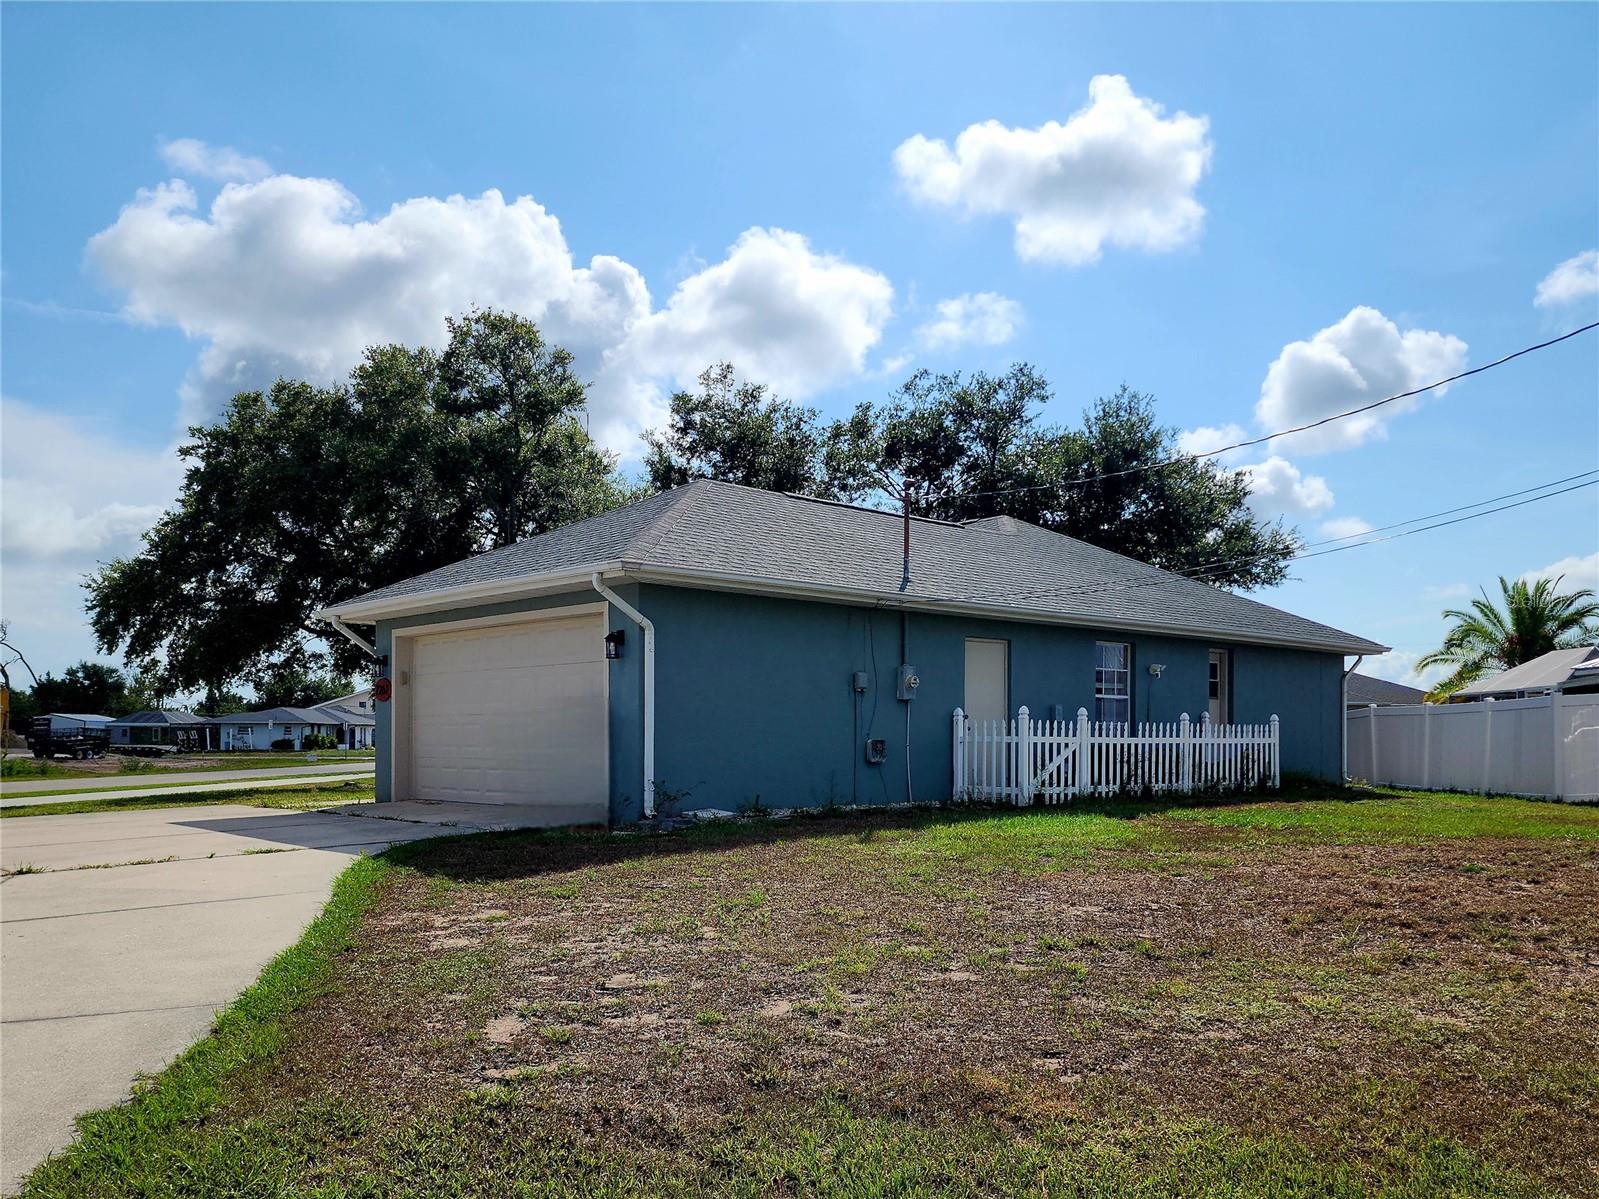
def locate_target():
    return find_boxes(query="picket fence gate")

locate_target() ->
[952,707,1280,804]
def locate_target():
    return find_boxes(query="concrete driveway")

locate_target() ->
[0,804,445,1193]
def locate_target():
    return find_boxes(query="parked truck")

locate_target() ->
[29,713,113,759]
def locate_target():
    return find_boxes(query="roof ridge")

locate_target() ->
[778,488,965,528]
[623,479,717,562]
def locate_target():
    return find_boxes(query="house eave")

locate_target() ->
[318,557,1386,656]
[314,562,623,624]
[621,563,1389,656]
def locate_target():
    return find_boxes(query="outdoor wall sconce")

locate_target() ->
[604,629,626,659]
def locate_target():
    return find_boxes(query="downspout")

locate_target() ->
[1342,655,1364,782]
[592,572,655,819]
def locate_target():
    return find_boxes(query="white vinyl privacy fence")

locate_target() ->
[1347,694,1599,801]
[953,707,1279,804]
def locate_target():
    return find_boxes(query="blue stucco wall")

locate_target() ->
[630,585,1344,823]
[372,583,1346,821]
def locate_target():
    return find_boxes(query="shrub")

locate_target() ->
[301,733,338,751]
[270,738,295,752]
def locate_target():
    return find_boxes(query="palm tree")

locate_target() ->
[1419,575,1599,699]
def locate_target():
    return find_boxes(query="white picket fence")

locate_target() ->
[1347,693,1599,801]
[953,706,1280,804]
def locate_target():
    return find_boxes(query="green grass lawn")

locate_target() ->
[20,787,1599,1198]
[1,764,374,801]
[0,778,375,819]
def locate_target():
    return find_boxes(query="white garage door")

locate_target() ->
[408,615,607,808]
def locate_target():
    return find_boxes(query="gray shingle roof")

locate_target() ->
[212,707,344,726]
[328,480,1384,655]
[1453,646,1599,697]
[314,702,376,727]
[1345,673,1427,706]
[107,710,210,726]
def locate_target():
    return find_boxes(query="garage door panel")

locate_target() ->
[407,616,607,809]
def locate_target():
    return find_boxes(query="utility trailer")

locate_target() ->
[29,713,113,759]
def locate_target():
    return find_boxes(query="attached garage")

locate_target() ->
[393,609,609,815]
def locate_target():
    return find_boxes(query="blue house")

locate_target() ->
[318,481,1385,824]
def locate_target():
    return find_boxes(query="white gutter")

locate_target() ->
[624,564,1391,658]
[316,563,622,624]
[591,571,655,819]
[327,616,378,659]
[317,558,1384,658]
[1342,654,1364,782]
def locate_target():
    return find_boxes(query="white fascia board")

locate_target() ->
[316,557,1386,655]
[622,564,1390,657]
[314,562,623,624]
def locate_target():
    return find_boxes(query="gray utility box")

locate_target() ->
[896,663,920,701]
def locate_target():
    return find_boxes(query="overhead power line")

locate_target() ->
[934,320,1599,504]
[986,472,1599,608]
[1284,468,1599,553]
[996,469,1599,598]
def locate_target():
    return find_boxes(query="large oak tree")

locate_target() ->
[649,364,1299,589]
[87,311,629,706]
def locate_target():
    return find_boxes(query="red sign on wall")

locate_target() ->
[373,677,393,703]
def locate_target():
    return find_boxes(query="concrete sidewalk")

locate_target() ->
[0,804,440,1191]
[1,759,373,798]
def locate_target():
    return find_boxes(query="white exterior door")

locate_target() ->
[964,639,1009,725]
[406,614,608,809]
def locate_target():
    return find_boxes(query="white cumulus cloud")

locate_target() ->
[1175,422,1249,463]
[1534,250,1599,309]
[893,75,1212,266]
[609,227,894,410]
[87,174,894,453]
[1360,650,1449,692]
[1256,306,1467,455]
[0,397,186,676]
[915,292,1022,351]
[1235,456,1334,521]
[157,137,271,183]
[1,398,181,561]
[1179,305,1467,534]
[1521,551,1599,592]
[1319,516,1374,540]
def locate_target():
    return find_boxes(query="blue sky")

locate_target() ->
[3,2,1597,688]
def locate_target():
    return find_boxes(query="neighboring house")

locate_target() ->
[318,480,1386,825]
[1346,673,1427,708]
[1450,646,1599,702]
[210,707,344,751]
[312,692,376,748]
[319,687,374,716]
[107,710,215,750]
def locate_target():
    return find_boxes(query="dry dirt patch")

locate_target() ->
[247,806,1599,1194]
